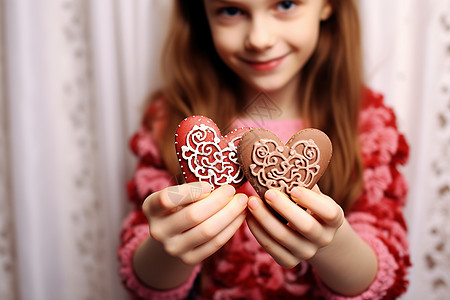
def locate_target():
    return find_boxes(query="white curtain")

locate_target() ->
[360,1,450,299]
[0,0,449,299]
[0,0,172,299]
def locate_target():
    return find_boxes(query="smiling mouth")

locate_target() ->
[242,54,288,72]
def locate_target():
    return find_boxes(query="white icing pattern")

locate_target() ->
[181,124,244,186]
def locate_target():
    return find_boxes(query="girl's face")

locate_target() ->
[203,0,332,93]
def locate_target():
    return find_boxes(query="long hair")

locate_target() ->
[150,0,364,211]
[298,0,364,210]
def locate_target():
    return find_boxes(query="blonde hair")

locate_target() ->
[149,0,364,211]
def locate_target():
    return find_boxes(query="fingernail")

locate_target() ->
[199,181,213,194]
[290,187,303,199]
[221,184,236,197]
[237,194,248,205]
[248,197,260,210]
[265,190,276,202]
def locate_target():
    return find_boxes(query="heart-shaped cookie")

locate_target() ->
[175,116,251,189]
[237,128,332,199]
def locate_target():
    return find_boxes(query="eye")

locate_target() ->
[277,1,296,11]
[219,6,242,17]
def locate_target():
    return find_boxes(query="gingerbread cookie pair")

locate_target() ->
[175,116,332,201]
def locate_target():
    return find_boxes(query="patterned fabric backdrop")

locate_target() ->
[412,2,450,299]
[0,0,448,299]
[0,0,18,297]
[0,1,171,299]
[360,1,450,299]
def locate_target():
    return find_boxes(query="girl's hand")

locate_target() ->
[142,182,248,265]
[246,185,344,269]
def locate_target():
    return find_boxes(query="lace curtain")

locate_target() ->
[0,0,449,299]
[0,1,171,299]
[360,1,450,299]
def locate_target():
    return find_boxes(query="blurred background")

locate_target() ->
[0,0,449,299]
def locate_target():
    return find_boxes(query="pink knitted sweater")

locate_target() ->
[118,89,411,299]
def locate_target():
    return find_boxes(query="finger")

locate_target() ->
[145,182,212,216]
[164,184,236,234]
[264,189,325,241]
[173,193,248,253]
[290,187,344,228]
[248,196,315,259]
[246,214,300,269]
[180,210,247,265]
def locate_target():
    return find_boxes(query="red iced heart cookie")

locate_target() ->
[237,128,332,199]
[175,116,250,189]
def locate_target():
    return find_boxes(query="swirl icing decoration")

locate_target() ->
[237,128,332,200]
[175,116,251,189]
[250,138,321,194]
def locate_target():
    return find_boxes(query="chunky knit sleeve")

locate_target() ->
[118,99,201,299]
[316,89,411,299]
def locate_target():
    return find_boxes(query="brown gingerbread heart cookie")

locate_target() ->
[237,128,332,200]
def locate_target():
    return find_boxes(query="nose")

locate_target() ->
[244,16,276,51]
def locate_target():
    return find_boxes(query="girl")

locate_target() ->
[119,0,411,299]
